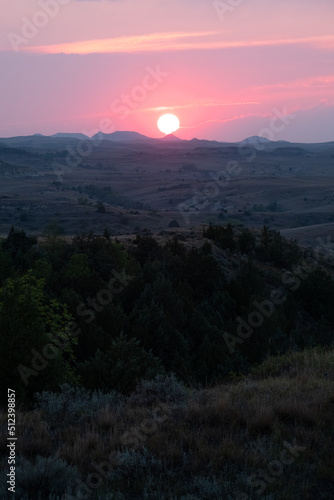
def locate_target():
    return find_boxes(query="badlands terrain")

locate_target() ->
[0,131,334,247]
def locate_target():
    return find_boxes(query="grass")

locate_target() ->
[0,348,333,499]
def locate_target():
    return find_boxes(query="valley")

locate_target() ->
[0,133,333,248]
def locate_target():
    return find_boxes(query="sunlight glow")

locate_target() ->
[157,114,180,135]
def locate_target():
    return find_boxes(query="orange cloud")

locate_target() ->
[23,31,218,55]
[22,33,334,55]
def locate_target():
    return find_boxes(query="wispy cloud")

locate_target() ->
[251,75,334,92]
[21,33,334,55]
[180,113,271,130]
[22,31,218,55]
[144,101,260,113]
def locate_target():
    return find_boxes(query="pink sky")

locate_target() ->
[1,0,334,141]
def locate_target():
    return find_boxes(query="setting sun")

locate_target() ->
[157,113,180,135]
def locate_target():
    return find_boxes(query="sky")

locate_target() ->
[1,0,334,142]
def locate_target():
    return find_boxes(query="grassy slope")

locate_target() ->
[1,347,333,499]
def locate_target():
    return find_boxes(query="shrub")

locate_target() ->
[103,228,111,239]
[200,241,212,255]
[257,226,301,267]
[168,219,180,228]
[128,373,189,407]
[34,383,125,424]
[0,455,79,499]
[3,226,37,256]
[0,272,76,405]
[115,447,165,478]
[96,201,106,213]
[238,228,256,254]
[110,448,174,497]
[20,212,29,222]
[97,493,125,500]
[76,335,163,393]
[119,215,129,225]
[187,475,226,499]
[203,223,236,250]
[78,197,91,206]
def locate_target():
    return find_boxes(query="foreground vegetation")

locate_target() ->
[1,224,333,402]
[0,349,333,499]
[0,224,333,498]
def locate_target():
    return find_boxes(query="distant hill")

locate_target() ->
[160,133,183,142]
[191,137,218,143]
[190,137,233,148]
[51,133,89,140]
[241,135,272,144]
[239,136,274,149]
[0,132,333,154]
[0,145,35,159]
[0,135,84,149]
[238,136,295,152]
[0,160,38,178]
[92,131,152,142]
[272,146,307,156]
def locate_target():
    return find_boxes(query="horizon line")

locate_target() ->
[1,131,334,145]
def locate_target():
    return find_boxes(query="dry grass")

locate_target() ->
[15,410,53,458]
[1,347,333,498]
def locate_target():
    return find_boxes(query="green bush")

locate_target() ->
[76,335,163,393]
[0,272,77,404]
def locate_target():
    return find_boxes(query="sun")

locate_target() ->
[157,114,180,135]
